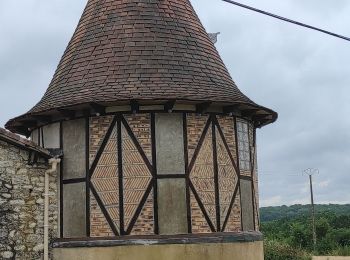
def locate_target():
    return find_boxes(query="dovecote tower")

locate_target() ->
[6,0,277,259]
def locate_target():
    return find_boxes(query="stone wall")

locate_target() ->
[0,140,58,259]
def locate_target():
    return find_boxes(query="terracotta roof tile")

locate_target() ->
[6,0,277,133]
[0,128,51,158]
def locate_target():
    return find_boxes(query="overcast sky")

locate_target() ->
[0,0,349,207]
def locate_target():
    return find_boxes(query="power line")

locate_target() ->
[222,0,350,42]
[259,173,301,176]
[258,170,304,176]
[259,170,301,173]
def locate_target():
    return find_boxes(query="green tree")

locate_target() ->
[329,229,350,247]
[261,205,350,256]
[316,217,330,240]
[290,222,312,249]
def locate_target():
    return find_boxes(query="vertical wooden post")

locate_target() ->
[309,174,317,247]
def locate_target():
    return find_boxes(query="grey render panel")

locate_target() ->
[155,113,185,175]
[62,119,86,180]
[43,122,60,149]
[63,182,86,238]
[157,179,188,235]
[31,129,39,145]
[240,179,255,231]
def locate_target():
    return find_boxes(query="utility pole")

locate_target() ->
[303,168,319,250]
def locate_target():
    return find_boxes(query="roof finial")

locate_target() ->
[208,32,220,44]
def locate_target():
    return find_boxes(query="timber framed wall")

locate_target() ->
[31,112,259,239]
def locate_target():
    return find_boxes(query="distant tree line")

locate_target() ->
[260,204,350,222]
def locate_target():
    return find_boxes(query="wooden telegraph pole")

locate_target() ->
[303,168,319,250]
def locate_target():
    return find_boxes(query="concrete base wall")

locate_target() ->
[53,241,263,260]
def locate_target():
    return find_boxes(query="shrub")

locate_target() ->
[330,246,350,256]
[264,239,312,260]
[315,237,337,255]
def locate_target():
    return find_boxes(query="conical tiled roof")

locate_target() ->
[6,0,277,134]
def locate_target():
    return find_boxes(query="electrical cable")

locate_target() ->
[222,0,350,42]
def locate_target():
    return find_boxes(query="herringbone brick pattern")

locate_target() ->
[129,191,154,235]
[186,114,209,162]
[122,125,152,230]
[88,113,253,236]
[89,116,114,166]
[124,114,152,161]
[190,191,212,233]
[216,128,238,227]
[90,195,115,237]
[90,124,120,236]
[217,115,237,163]
[188,114,243,233]
[190,124,216,226]
[224,191,242,232]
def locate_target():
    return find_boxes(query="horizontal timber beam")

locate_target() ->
[52,231,263,248]
[223,105,240,115]
[196,102,212,114]
[57,109,75,118]
[89,103,105,115]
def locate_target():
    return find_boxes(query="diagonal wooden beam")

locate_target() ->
[89,116,117,178]
[125,182,154,234]
[189,181,216,232]
[90,183,119,236]
[188,116,212,175]
[212,117,240,176]
[221,183,239,232]
[121,116,154,176]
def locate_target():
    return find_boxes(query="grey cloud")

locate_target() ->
[193,0,350,206]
